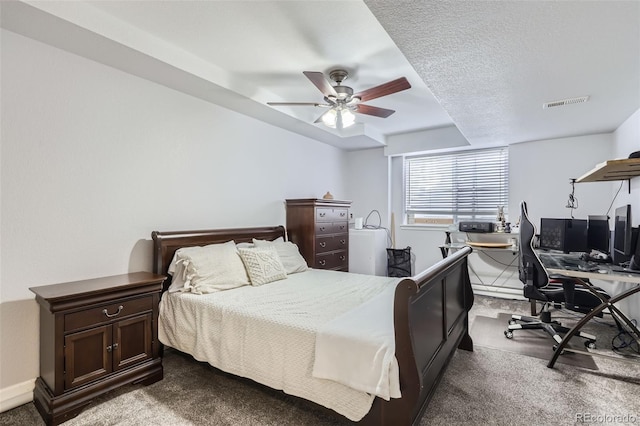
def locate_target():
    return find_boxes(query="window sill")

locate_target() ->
[399,224,452,231]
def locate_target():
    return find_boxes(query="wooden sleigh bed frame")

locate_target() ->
[152,225,473,426]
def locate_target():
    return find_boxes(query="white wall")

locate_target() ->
[345,147,389,228]
[0,29,347,407]
[609,109,640,318]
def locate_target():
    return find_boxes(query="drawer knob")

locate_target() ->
[339,225,345,230]
[340,239,346,245]
[340,212,346,217]
[106,343,119,352]
[319,226,325,231]
[340,255,346,261]
[319,260,326,266]
[103,305,124,318]
[319,242,326,248]
[319,212,326,217]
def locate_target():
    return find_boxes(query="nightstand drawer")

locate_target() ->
[65,296,153,333]
[316,235,348,253]
[316,208,349,222]
[315,251,348,270]
[315,222,348,235]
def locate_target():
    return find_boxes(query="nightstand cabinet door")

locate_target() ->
[114,313,153,371]
[64,325,112,389]
[286,198,351,272]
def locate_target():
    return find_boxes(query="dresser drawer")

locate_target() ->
[315,251,348,270]
[316,208,349,222]
[315,234,348,253]
[315,222,348,235]
[65,296,153,333]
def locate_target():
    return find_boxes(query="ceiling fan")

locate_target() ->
[267,69,411,129]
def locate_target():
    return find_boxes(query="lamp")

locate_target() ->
[322,106,356,129]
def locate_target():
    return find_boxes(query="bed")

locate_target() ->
[152,226,473,425]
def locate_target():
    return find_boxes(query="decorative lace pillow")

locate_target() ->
[238,246,287,286]
[252,238,308,274]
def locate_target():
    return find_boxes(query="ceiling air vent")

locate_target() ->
[543,96,590,109]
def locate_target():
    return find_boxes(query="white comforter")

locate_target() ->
[158,269,400,421]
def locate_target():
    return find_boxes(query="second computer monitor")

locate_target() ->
[587,215,610,254]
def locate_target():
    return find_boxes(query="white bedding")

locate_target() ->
[312,283,401,400]
[158,268,400,421]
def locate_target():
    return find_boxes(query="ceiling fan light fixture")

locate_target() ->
[322,108,355,129]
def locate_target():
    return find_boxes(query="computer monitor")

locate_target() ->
[629,230,640,271]
[613,205,634,264]
[587,215,610,254]
[629,231,640,270]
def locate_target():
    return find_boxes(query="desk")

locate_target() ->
[441,236,519,294]
[538,251,640,368]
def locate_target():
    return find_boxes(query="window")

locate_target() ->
[404,147,509,224]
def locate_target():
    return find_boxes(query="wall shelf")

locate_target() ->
[576,158,640,182]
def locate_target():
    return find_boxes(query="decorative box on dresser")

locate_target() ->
[285,198,351,271]
[29,272,165,426]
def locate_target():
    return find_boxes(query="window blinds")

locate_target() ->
[405,147,509,220]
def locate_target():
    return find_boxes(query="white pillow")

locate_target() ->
[168,240,250,294]
[238,246,287,286]
[236,242,254,249]
[252,238,308,274]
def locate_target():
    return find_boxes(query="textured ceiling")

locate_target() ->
[365,0,640,146]
[2,1,639,151]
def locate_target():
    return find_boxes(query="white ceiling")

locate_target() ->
[2,1,639,152]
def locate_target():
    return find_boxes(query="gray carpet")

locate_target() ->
[471,313,598,369]
[2,295,639,426]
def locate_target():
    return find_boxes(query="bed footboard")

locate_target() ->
[362,246,473,425]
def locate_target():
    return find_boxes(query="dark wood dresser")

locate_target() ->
[29,272,165,426]
[286,198,351,271]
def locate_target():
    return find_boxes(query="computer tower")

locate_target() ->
[539,218,588,253]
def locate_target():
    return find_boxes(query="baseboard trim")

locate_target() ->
[0,379,35,413]
[472,285,525,300]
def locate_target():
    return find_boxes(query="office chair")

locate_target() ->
[504,201,602,349]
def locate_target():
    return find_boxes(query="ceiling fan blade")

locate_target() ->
[267,102,324,107]
[356,104,396,118]
[303,71,338,98]
[353,77,411,103]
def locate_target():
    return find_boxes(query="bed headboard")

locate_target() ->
[151,226,286,292]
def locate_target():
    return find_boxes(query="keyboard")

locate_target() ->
[608,265,640,275]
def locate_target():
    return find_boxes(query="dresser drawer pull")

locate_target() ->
[339,255,346,261]
[319,212,326,217]
[102,305,123,318]
[339,212,346,217]
[339,225,345,230]
[319,226,326,231]
[106,343,119,352]
[319,260,326,266]
[319,242,326,248]
[340,239,346,245]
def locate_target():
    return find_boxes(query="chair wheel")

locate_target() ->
[585,341,596,349]
[504,330,513,339]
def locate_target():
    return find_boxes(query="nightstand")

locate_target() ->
[29,272,165,426]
